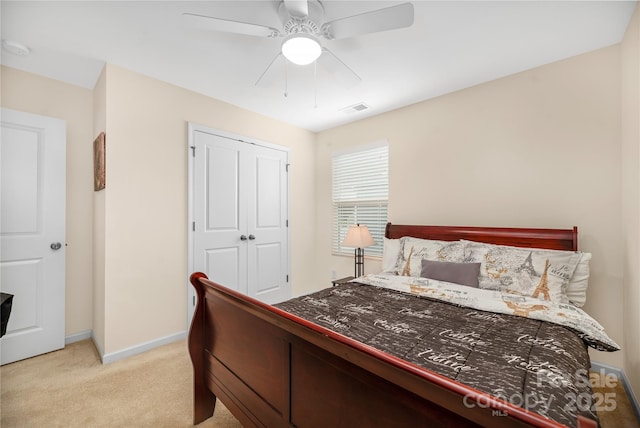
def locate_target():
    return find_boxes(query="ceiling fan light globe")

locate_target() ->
[281,33,321,65]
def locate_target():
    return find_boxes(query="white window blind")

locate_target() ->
[332,144,388,256]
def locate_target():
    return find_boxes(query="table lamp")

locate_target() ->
[341,224,375,278]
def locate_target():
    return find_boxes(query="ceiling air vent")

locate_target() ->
[340,103,370,114]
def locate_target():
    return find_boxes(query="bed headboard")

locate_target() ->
[385,223,578,251]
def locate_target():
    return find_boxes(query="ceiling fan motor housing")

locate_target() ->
[284,17,319,36]
[279,0,324,36]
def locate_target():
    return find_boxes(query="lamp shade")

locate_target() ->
[281,33,322,65]
[341,224,375,249]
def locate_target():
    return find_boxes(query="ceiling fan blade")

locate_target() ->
[283,0,308,18]
[182,12,280,38]
[318,48,362,88]
[321,3,414,40]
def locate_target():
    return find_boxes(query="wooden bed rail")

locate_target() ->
[188,271,595,428]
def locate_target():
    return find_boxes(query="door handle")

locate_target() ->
[248,234,255,240]
[50,242,62,250]
[240,235,247,241]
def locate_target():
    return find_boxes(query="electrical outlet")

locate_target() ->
[331,269,337,280]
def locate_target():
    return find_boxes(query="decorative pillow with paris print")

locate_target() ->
[463,240,581,305]
[394,237,465,277]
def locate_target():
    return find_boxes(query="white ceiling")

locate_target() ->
[1,1,637,132]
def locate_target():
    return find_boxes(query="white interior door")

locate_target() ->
[189,125,290,322]
[0,108,66,365]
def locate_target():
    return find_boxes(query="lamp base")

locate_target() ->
[354,248,365,278]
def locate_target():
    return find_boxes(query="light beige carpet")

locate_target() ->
[1,339,242,427]
[591,371,640,428]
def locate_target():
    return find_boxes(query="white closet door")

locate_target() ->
[247,145,289,303]
[193,131,249,295]
[190,126,290,314]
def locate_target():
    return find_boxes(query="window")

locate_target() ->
[332,142,388,257]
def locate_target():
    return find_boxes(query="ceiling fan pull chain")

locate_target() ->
[284,59,289,98]
[314,59,318,108]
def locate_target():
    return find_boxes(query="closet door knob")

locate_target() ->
[248,234,255,240]
[240,235,248,241]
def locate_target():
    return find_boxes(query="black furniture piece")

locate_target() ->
[331,276,355,287]
[1,292,14,337]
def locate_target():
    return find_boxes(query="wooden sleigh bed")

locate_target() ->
[188,223,600,428]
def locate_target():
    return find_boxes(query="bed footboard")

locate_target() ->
[188,272,596,428]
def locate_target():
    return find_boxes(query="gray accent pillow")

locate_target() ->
[420,259,481,288]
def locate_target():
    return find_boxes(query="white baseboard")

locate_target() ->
[65,330,92,345]
[91,332,105,359]
[66,329,188,365]
[99,330,187,365]
[591,361,640,421]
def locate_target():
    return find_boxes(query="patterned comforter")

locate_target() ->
[275,275,620,427]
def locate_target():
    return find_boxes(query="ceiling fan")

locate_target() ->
[183,1,414,93]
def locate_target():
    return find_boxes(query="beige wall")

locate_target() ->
[97,65,317,354]
[1,66,95,338]
[621,5,640,399]
[316,46,625,369]
[92,67,107,352]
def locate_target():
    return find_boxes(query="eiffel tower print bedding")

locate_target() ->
[275,277,619,428]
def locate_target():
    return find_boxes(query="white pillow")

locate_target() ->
[565,252,591,307]
[382,237,401,274]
